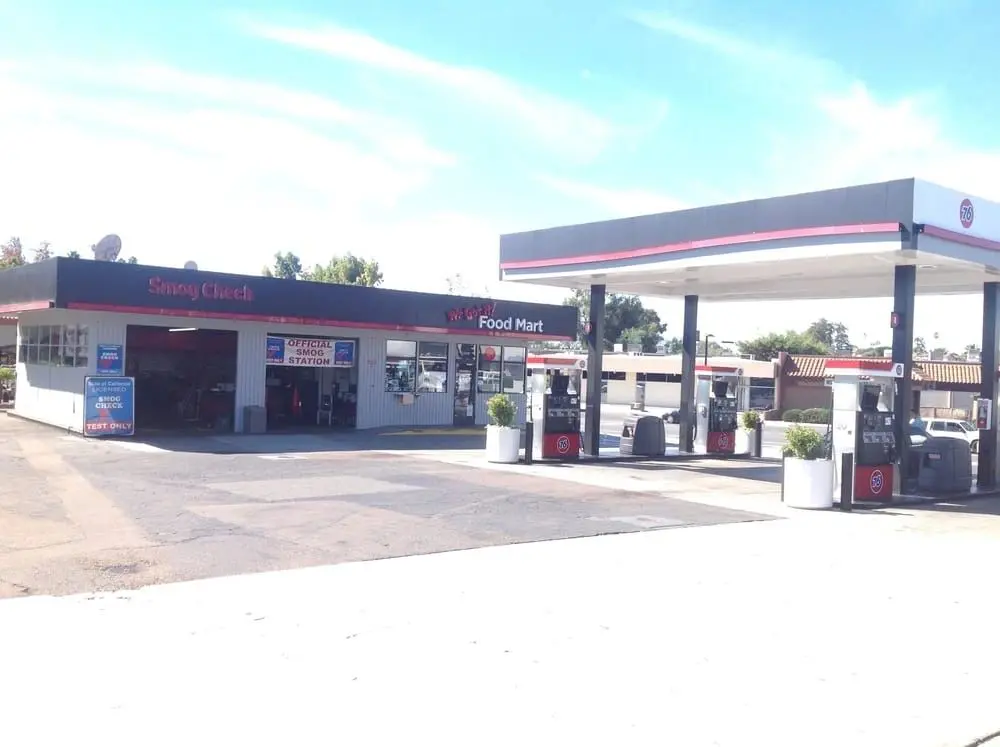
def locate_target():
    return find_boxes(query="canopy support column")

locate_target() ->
[891,264,915,491]
[680,295,698,453]
[978,282,1000,488]
[583,284,605,458]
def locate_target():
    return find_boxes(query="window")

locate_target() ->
[385,339,417,392]
[416,342,448,393]
[929,422,945,431]
[18,324,89,368]
[476,345,527,395]
[960,421,975,432]
[477,345,502,394]
[501,346,526,394]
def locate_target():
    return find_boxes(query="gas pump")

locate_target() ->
[828,360,903,501]
[527,356,584,460]
[693,365,742,455]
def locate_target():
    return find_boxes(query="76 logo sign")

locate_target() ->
[960,198,975,229]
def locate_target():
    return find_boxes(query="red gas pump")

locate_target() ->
[693,365,742,455]
[526,356,584,460]
[828,359,902,501]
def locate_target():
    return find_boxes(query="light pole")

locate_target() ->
[701,333,736,365]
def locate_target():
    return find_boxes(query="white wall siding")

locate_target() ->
[235,327,267,432]
[15,310,91,431]
[355,332,453,429]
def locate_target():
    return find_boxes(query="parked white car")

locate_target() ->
[911,417,979,453]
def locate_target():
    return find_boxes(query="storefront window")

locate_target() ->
[416,342,448,393]
[18,325,89,368]
[477,344,502,394]
[385,339,417,392]
[502,346,526,394]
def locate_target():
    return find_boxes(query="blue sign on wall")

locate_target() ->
[334,340,355,366]
[96,344,124,376]
[265,336,285,364]
[83,376,135,437]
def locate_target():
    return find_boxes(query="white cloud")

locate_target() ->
[534,174,687,218]
[239,20,616,162]
[627,10,838,83]
[0,60,475,288]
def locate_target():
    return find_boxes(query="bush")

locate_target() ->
[782,409,803,422]
[740,410,762,430]
[0,367,14,383]
[782,424,826,460]
[763,409,782,422]
[486,393,516,428]
[800,407,831,424]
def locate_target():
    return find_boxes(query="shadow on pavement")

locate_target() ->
[107,427,490,455]
[886,494,1000,517]
[596,458,782,485]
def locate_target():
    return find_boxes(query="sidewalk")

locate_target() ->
[2,510,999,747]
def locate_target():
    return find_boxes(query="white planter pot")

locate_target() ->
[735,428,758,455]
[783,457,835,509]
[486,425,521,464]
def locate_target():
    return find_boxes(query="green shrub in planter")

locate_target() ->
[0,367,14,383]
[486,393,517,428]
[762,409,782,421]
[800,407,830,424]
[782,408,803,422]
[782,424,826,460]
[740,410,762,430]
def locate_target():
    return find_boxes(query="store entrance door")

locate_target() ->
[453,343,476,426]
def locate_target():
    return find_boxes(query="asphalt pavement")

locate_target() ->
[0,415,772,597]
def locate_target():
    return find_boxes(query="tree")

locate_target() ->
[805,318,852,353]
[738,330,827,360]
[66,250,81,259]
[564,290,666,353]
[116,256,138,264]
[32,241,52,262]
[697,339,735,357]
[445,272,490,297]
[263,251,303,279]
[661,337,684,354]
[1,237,26,269]
[913,336,928,359]
[855,342,889,357]
[305,254,383,287]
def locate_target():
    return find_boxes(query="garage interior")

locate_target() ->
[125,325,237,432]
[265,336,359,430]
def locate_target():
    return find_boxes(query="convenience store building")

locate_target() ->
[0,258,576,434]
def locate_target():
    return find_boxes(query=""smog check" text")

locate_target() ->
[478,315,544,334]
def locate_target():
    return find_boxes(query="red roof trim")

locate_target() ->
[922,225,1000,251]
[0,300,53,314]
[65,303,575,341]
[501,222,902,271]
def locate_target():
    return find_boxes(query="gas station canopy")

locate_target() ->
[499,179,1000,301]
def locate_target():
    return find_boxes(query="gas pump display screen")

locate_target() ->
[709,397,737,432]
[857,411,894,466]
[546,394,580,433]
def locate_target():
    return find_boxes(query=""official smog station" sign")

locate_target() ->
[265,336,356,368]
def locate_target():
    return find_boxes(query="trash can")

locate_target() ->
[242,405,267,434]
[620,415,666,457]
[917,437,972,492]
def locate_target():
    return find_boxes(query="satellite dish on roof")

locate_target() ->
[183,260,198,271]
[92,234,122,262]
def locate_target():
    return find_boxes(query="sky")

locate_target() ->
[1,0,999,351]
